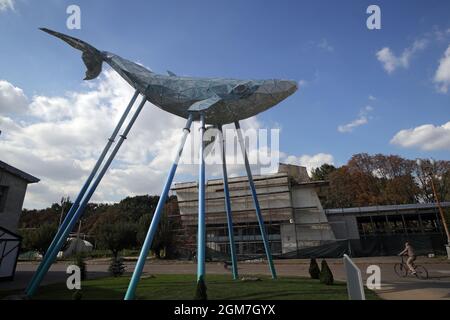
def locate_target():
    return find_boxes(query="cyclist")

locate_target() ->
[398,241,416,275]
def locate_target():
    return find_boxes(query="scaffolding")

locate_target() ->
[169,164,336,259]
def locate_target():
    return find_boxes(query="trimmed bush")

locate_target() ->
[194,276,208,300]
[109,256,126,277]
[72,290,82,300]
[319,260,334,285]
[309,258,320,279]
[73,254,87,280]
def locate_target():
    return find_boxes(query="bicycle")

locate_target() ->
[394,256,429,280]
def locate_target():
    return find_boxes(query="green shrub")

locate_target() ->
[309,258,320,279]
[319,259,334,285]
[73,254,87,280]
[194,276,207,300]
[109,256,126,277]
[72,290,82,300]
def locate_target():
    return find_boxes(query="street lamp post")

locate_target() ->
[417,159,450,259]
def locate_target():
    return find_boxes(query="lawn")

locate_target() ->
[3,274,380,300]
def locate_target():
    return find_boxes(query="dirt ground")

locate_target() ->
[2,256,449,300]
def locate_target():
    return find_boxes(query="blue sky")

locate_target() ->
[1,0,450,208]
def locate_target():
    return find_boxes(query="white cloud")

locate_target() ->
[317,38,334,52]
[284,153,334,175]
[376,39,427,74]
[0,80,28,115]
[431,26,450,42]
[338,105,373,133]
[0,71,186,208]
[0,0,14,12]
[434,45,450,93]
[368,95,376,101]
[390,121,450,151]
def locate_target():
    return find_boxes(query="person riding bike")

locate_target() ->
[398,241,416,275]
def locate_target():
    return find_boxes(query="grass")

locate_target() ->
[1,274,380,300]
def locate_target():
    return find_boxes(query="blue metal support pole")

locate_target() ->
[26,90,139,293]
[197,114,206,282]
[124,114,193,300]
[234,121,277,279]
[218,125,239,280]
[26,95,148,298]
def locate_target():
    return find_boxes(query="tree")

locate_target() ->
[311,164,336,181]
[21,223,58,255]
[118,195,160,221]
[414,159,450,203]
[137,209,178,259]
[309,258,320,279]
[318,153,431,208]
[96,222,136,259]
[109,256,126,277]
[73,254,87,280]
[319,260,334,285]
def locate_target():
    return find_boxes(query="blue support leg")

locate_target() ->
[26,95,148,298]
[218,125,238,280]
[197,114,206,282]
[26,90,139,293]
[234,121,277,279]
[124,114,193,300]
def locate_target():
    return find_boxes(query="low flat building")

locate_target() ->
[171,163,336,257]
[325,203,449,255]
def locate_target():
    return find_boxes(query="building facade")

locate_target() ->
[0,160,39,280]
[171,163,336,257]
[325,203,449,255]
[0,160,39,233]
[170,163,448,258]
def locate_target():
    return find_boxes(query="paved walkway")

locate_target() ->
[2,256,449,299]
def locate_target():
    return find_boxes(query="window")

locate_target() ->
[387,215,406,234]
[357,217,375,236]
[372,215,390,234]
[404,214,421,233]
[419,213,439,233]
[0,186,8,212]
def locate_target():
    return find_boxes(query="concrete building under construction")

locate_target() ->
[171,163,336,257]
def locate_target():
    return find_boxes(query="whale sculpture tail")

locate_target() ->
[40,28,104,80]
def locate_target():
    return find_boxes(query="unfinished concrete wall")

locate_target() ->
[327,215,360,240]
[284,184,336,251]
[0,170,28,233]
[280,223,297,253]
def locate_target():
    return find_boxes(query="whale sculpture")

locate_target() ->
[27,28,298,300]
[40,28,297,124]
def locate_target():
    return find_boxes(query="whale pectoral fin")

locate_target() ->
[167,70,177,77]
[188,96,222,112]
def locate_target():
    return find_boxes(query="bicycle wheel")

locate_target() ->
[414,265,429,280]
[394,263,407,277]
